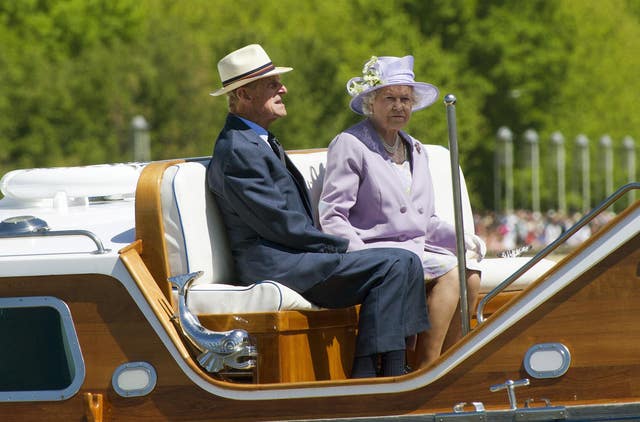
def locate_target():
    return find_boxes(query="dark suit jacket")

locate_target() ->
[207,114,349,293]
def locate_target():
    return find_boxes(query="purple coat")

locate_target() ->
[319,119,469,279]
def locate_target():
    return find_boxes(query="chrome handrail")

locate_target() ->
[476,182,640,324]
[0,229,110,254]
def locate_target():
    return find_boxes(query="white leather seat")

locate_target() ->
[289,146,556,294]
[412,145,556,292]
[161,161,319,313]
[162,147,556,315]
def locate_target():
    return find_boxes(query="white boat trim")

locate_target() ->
[111,205,639,401]
[0,163,144,203]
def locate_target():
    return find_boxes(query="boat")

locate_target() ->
[1,139,639,421]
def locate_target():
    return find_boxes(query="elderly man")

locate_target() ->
[206,44,429,378]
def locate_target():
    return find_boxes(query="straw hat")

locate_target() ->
[346,55,439,115]
[210,44,293,96]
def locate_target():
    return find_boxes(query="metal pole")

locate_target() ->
[506,133,514,213]
[600,134,613,199]
[444,94,470,336]
[524,129,540,213]
[497,127,514,214]
[494,134,501,213]
[576,134,590,212]
[623,136,636,206]
[551,131,566,213]
[132,115,151,162]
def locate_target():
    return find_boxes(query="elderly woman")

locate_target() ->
[319,55,486,367]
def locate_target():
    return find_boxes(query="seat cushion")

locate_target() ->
[161,154,556,316]
[162,162,320,313]
[476,257,557,293]
[179,281,320,314]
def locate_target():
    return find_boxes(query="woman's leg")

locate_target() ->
[442,270,481,352]
[414,268,460,368]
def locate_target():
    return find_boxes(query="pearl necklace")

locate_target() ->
[383,134,401,155]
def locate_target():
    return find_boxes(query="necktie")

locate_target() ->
[268,134,286,163]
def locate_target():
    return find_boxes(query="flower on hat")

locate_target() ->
[346,56,384,96]
[346,55,440,115]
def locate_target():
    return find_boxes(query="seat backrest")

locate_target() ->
[288,145,475,234]
[156,147,473,289]
[137,148,551,305]
[161,161,235,286]
[422,144,475,234]
[287,149,328,224]
[290,147,556,293]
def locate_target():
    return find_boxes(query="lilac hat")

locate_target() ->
[346,55,439,115]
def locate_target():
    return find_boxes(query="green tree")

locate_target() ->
[0,0,145,171]
[542,0,640,210]
[1,0,639,212]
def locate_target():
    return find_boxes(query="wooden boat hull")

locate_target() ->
[1,227,638,420]
[1,153,638,420]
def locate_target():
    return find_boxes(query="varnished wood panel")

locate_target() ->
[130,157,362,384]
[379,231,640,415]
[121,243,359,384]
[2,232,639,420]
[199,309,358,383]
[0,273,227,421]
[134,159,184,303]
[4,173,638,420]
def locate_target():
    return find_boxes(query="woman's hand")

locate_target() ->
[464,233,486,261]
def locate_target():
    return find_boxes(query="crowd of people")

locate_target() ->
[473,208,616,257]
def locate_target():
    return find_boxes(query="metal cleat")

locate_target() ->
[489,379,567,420]
[524,398,552,408]
[453,402,485,413]
[435,401,486,421]
[516,398,567,421]
[490,378,530,410]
